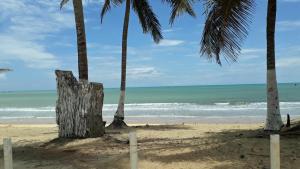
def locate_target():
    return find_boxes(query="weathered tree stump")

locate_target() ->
[55,70,105,138]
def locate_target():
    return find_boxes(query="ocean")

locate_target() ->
[0,83,299,123]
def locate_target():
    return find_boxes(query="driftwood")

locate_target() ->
[55,70,105,138]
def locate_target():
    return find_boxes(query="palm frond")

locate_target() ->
[162,0,196,25]
[0,68,12,73]
[60,0,70,9]
[100,0,124,23]
[200,0,255,65]
[101,0,111,23]
[132,0,163,43]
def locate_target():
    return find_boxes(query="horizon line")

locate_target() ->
[0,82,299,93]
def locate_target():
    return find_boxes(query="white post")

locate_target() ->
[3,138,13,169]
[270,134,280,169]
[129,132,138,169]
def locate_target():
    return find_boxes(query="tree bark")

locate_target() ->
[73,0,88,80]
[56,70,105,138]
[265,0,283,131]
[108,0,131,129]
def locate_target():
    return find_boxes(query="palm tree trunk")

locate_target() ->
[265,0,283,131]
[73,0,88,80]
[108,0,131,128]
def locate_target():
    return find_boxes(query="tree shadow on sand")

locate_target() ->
[137,127,300,169]
[40,138,77,147]
[134,124,194,131]
[1,125,299,169]
[0,133,133,169]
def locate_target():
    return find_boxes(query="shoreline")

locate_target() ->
[0,116,268,125]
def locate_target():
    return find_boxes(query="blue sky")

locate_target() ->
[0,0,299,91]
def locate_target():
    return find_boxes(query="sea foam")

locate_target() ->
[0,102,300,119]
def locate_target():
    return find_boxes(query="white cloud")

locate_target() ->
[277,20,300,31]
[157,39,185,47]
[0,36,60,69]
[4,0,74,40]
[59,0,104,10]
[162,29,175,33]
[277,57,300,68]
[127,67,160,79]
[9,14,74,40]
[162,28,182,33]
[239,48,264,60]
[282,0,300,2]
[241,48,264,54]
[0,0,76,69]
[0,74,6,80]
[0,0,25,14]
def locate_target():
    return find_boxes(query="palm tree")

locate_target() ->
[61,0,88,80]
[101,0,196,128]
[200,0,283,131]
[101,0,163,128]
[264,0,283,130]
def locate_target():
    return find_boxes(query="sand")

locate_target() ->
[0,123,299,169]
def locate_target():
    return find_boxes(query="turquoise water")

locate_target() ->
[0,83,299,121]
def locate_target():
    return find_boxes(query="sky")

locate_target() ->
[0,0,299,91]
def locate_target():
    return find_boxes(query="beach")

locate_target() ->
[0,123,299,169]
[1,0,299,168]
[1,84,300,168]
